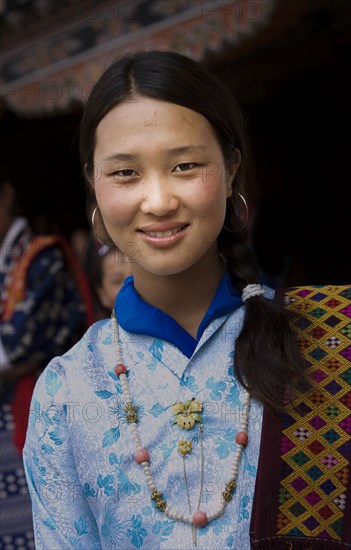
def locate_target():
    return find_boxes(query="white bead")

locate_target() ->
[208,508,224,521]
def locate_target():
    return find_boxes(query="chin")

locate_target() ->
[140,255,206,278]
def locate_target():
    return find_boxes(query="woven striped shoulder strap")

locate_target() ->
[2,235,95,325]
[251,285,351,549]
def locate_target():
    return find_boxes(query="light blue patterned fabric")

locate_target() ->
[23,297,273,549]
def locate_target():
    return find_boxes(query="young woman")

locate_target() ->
[23,51,350,549]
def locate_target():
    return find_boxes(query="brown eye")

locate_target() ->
[113,169,138,177]
[174,163,197,172]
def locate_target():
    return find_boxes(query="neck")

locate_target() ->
[132,249,226,338]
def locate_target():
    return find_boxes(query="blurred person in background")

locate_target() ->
[0,175,94,548]
[86,241,133,320]
[83,194,133,320]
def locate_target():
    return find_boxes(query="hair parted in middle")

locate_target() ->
[80,50,246,238]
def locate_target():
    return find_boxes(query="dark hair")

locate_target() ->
[79,50,309,411]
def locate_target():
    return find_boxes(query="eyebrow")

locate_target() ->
[102,145,208,162]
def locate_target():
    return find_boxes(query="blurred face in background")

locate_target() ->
[96,250,132,310]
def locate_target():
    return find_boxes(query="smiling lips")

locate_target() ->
[138,222,189,246]
[144,227,184,237]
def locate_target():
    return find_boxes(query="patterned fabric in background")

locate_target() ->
[0,218,92,549]
[251,285,351,547]
[0,404,35,550]
[278,286,351,539]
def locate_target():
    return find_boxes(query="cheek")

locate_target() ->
[95,186,131,226]
[194,176,227,214]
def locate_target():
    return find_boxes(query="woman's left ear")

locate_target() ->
[226,148,241,197]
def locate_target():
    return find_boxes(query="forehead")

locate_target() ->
[94,96,218,153]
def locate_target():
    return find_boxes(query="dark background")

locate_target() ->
[1,0,350,286]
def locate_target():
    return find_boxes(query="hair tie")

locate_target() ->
[241,284,264,302]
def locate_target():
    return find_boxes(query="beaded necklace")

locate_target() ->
[112,313,251,547]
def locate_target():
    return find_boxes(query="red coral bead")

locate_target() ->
[235,431,248,445]
[134,448,150,464]
[115,363,127,376]
[192,510,208,527]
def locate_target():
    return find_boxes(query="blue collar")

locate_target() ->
[115,272,242,358]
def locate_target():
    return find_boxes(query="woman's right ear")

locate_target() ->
[230,148,242,179]
[226,149,242,198]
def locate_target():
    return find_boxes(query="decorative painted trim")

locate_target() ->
[0,0,276,116]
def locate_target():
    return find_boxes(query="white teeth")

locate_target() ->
[146,227,183,237]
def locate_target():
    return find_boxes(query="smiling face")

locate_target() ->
[93,96,237,283]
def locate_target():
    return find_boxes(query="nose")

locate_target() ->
[140,176,179,216]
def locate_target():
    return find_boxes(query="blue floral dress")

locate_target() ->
[23,274,274,549]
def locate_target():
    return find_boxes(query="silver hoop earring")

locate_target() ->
[91,206,98,228]
[223,192,248,233]
[91,206,108,246]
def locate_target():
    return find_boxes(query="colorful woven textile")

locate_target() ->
[251,285,351,548]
